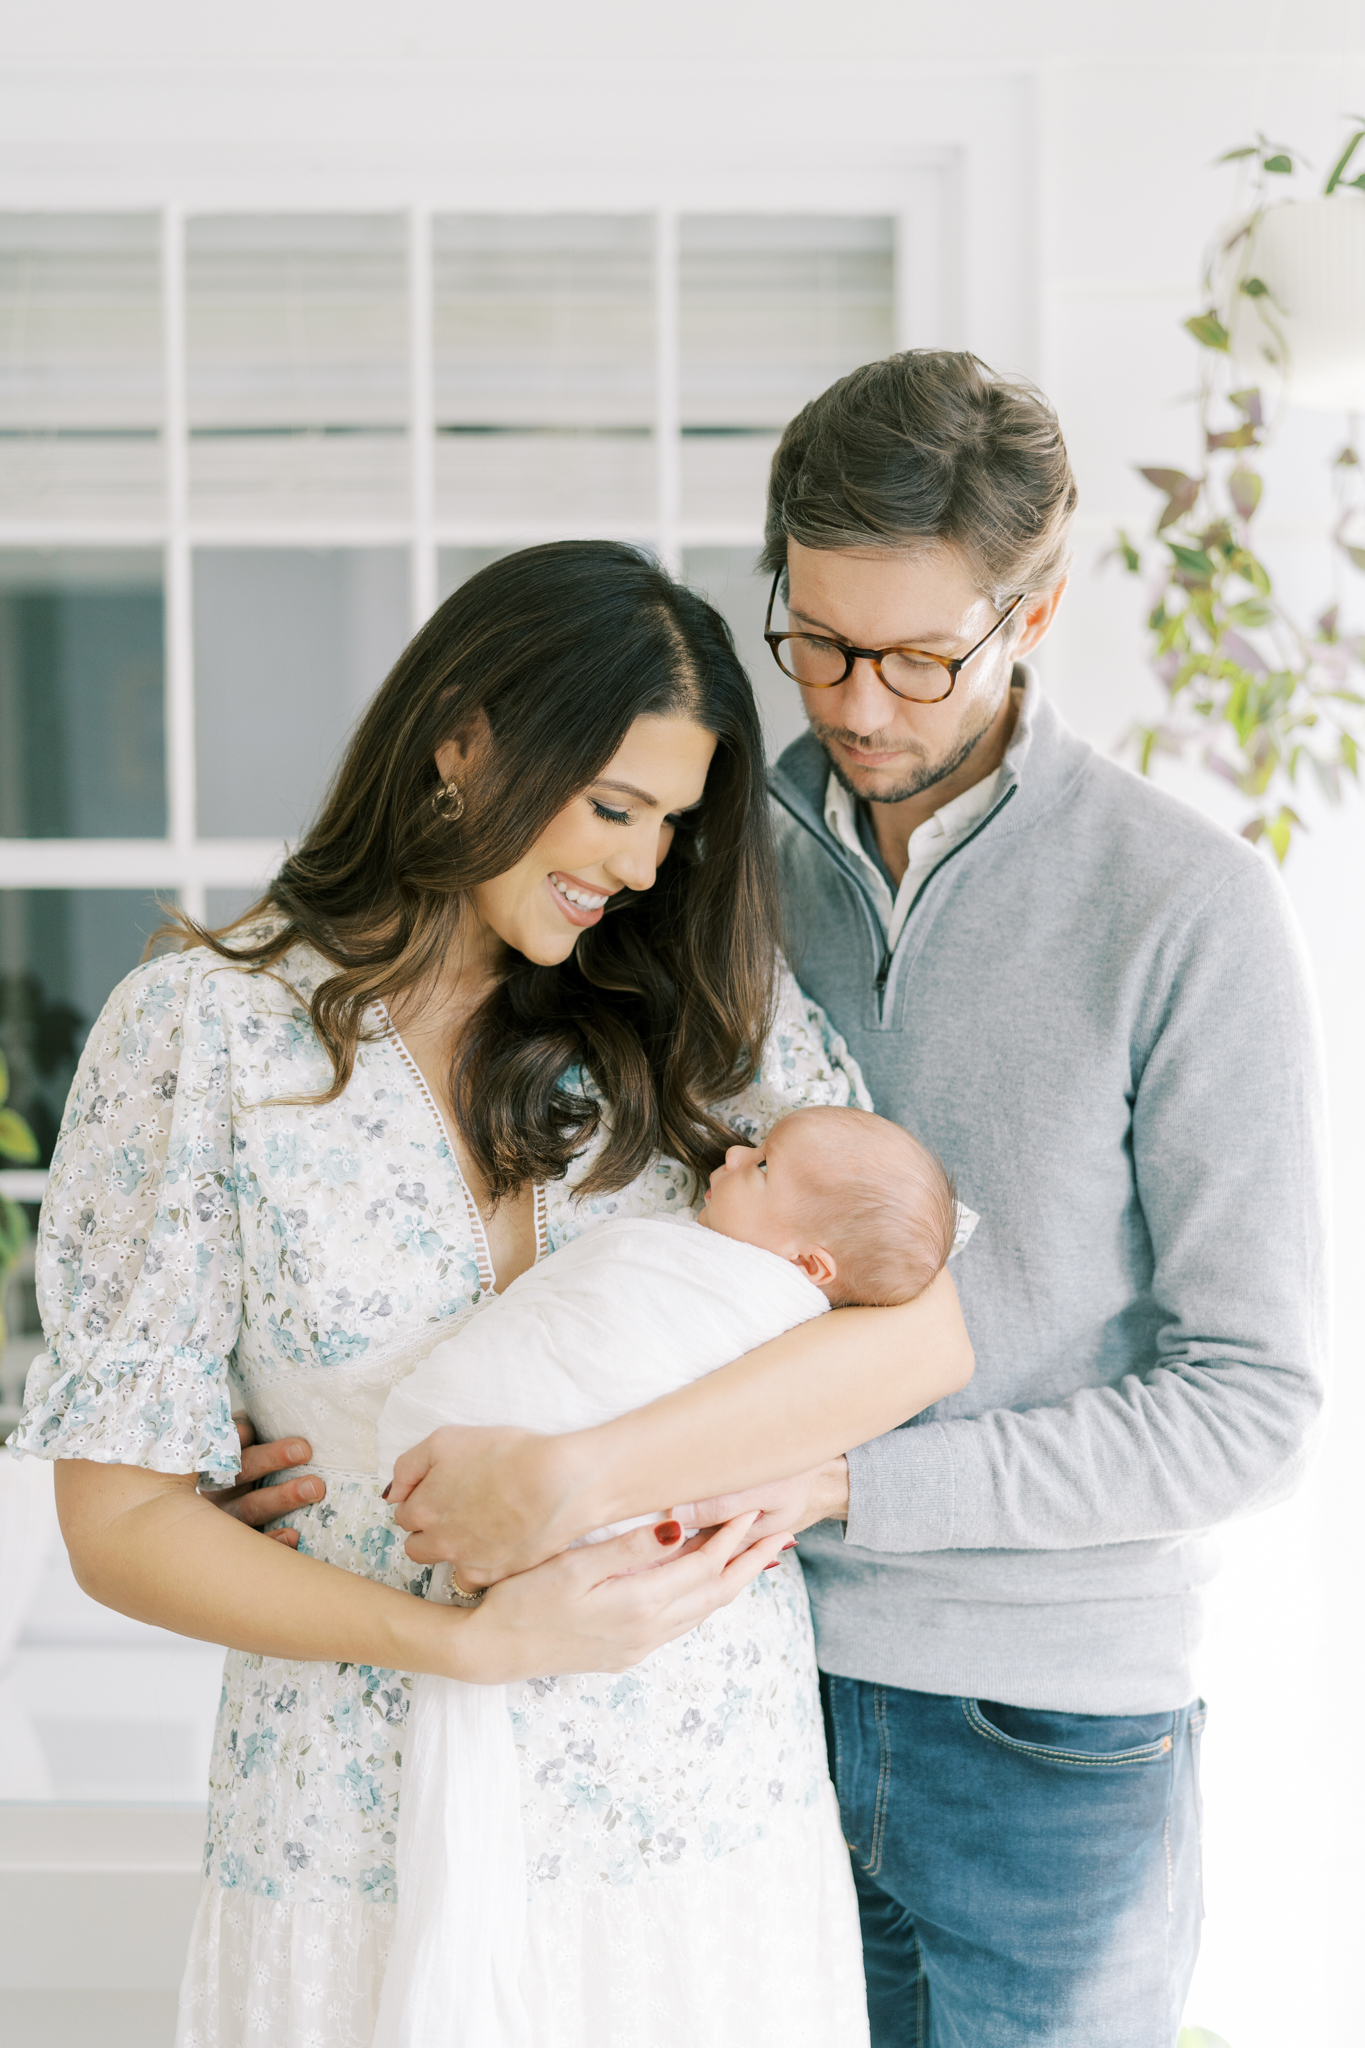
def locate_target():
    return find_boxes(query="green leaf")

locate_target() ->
[1228,465,1262,520]
[1216,145,1260,163]
[1334,443,1360,468]
[1324,124,1365,195]
[0,1046,8,1107]
[1229,387,1265,426]
[1263,154,1294,174]
[0,1195,27,1270]
[1207,424,1258,452]
[0,1108,40,1165]
[1113,529,1142,574]
[1265,805,1302,861]
[1185,312,1230,351]
[1240,275,1269,297]
[1343,732,1359,775]
[1340,540,1365,573]
[1168,542,1215,584]
[1230,549,1272,595]
[1226,596,1273,627]
[1138,467,1201,533]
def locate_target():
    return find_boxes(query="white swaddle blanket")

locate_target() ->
[369,1214,829,2048]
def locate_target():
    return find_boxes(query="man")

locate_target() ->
[691,349,1326,2043]
[223,351,1327,2045]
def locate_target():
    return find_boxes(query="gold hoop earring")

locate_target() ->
[432,777,464,823]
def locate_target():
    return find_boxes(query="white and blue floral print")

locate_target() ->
[11,936,872,2048]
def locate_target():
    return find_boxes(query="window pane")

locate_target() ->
[186,215,409,525]
[679,215,895,526]
[434,215,654,527]
[193,547,410,838]
[0,889,174,1173]
[0,550,165,838]
[684,547,808,764]
[436,543,544,603]
[0,213,163,523]
[204,887,267,931]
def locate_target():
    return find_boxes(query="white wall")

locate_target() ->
[3,6,1364,2042]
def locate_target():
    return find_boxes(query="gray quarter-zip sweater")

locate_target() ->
[779,669,1328,1713]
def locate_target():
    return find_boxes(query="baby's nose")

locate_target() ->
[725,1144,753,1167]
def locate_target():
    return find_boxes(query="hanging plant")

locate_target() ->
[1110,123,1365,860]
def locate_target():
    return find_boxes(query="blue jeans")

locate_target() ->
[821,1676,1205,2048]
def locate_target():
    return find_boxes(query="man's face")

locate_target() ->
[782,537,1026,806]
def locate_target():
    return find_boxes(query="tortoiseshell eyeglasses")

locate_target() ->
[763,571,1026,705]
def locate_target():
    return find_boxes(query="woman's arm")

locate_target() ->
[390,1263,973,1579]
[55,1460,790,1684]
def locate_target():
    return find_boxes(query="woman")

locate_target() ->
[12,543,971,2047]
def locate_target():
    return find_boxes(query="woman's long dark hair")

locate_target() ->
[175,541,779,1201]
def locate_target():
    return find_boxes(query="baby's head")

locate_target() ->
[697,1105,957,1307]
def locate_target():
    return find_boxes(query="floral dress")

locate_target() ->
[11,937,873,2048]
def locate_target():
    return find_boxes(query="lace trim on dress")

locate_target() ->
[375,1005,498,1296]
[374,1004,550,1298]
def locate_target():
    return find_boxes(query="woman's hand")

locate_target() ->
[199,1419,328,1548]
[387,1423,586,1583]
[455,1512,790,1684]
[675,1458,850,1550]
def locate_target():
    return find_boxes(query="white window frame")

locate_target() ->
[0,170,960,1204]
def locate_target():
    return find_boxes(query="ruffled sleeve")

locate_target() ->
[8,950,244,1482]
[712,959,873,1141]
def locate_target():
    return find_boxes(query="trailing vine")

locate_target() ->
[1111,123,1365,860]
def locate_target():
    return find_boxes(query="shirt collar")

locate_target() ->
[823,759,1007,876]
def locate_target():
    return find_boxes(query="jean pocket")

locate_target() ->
[962,1697,1177,1768]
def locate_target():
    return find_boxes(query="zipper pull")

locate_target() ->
[874,953,890,997]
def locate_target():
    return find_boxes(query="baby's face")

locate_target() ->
[698,1115,824,1261]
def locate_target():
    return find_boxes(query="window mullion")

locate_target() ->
[409,204,437,631]
[162,202,202,920]
[654,208,681,575]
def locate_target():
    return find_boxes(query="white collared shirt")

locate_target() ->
[823,764,1007,952]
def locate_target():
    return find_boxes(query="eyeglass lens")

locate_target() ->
[773,633,951,701]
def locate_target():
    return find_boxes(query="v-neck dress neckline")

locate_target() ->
[377,1003,549,1297]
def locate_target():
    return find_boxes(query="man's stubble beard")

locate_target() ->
[811,690,1003,807]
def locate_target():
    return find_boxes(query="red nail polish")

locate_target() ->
[654,1519,682,1545]
[781,1541,797,1551]
[381,1484,392,1501]
[764,1561,780,1569]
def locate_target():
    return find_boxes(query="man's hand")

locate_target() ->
[674,1457,850,1550]
[199,1419,327,1548]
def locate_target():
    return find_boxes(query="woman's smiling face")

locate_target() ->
[445,712,717,967]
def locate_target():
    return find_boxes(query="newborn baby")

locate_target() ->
[699,1104,959,1305]
[372,1103,964,2048]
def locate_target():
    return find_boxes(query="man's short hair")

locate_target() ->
[762,350,1078,609]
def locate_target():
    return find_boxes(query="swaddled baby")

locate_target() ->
[371,1105,963,2048]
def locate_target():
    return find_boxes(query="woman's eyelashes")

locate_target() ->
[590,798,631,825]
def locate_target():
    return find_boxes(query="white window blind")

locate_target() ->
[186,214,410,527]
[0,213,164,526]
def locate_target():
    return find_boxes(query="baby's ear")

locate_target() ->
[793,1246,838,1289]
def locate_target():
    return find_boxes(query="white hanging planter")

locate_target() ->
[1225,193,1365,411]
